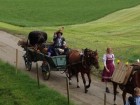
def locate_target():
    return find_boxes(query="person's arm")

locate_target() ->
[103,54,109,72]
[112,54,115,66]
[63,38,67,46]
[63,41,66,46]
[103,54,106,67]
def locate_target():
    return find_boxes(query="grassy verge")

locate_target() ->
[0,60,74,105]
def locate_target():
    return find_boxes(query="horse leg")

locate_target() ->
[112,82,117,105]
[76,72,80,88]
[67,67,72,85]
[68,73,72,85]
[81,72,87,93]
[86,72,91,89]
[122,91,127,105]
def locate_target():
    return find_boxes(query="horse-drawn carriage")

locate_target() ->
[23,47,67,80]
[18,31,67,80]
[18,31,100,93]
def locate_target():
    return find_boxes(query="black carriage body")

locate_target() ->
[24,48,46,62]
[28,31,47,46]
[25,48,66,68]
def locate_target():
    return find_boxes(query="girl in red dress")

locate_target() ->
[102,47,115,93]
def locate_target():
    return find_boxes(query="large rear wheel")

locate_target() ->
[42,62,50,80]
[25,61,32,71]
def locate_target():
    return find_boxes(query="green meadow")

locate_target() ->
[0,1,139,61]
[0,0,140,26]
[0,3,140,62]
[0,61,74,105]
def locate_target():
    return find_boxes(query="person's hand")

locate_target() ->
[106,68,110,73]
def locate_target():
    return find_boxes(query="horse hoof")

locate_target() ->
[77,86,80,88]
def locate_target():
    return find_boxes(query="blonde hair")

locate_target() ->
[106,47,112,54]
[134,87,140,95]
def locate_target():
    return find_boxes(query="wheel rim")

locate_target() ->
[43,71,50,80]
[25,61,32,71]
[42,62,50,80]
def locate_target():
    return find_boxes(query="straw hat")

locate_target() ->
[56,27,64,35]
[56,31,63,35]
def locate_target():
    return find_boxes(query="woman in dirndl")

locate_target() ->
[102,47,115,93]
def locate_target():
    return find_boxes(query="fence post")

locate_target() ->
[16,49,18,74]
[36,62,40,88]
[104,92,106,105]
[66,77,70,105]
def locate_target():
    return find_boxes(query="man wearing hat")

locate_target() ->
[52,27,68,55]
[125,87,140,105]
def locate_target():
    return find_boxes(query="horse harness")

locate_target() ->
[67,49,95,70]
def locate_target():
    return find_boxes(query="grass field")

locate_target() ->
[0,61,74,105]
[0,0,140,26]
[66,5,140,62]
[0,1,140,62]
[0,4,140,63]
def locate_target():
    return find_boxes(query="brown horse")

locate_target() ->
[113,62,140,105]
[67,48,99,93]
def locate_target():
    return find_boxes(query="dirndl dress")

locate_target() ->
[102,54,115,82]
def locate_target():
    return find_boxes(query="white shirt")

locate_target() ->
[57,38,62,47]
[103,54,115,67]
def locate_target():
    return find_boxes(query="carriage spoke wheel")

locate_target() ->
[42,71,50,80]
[23,54,32,71]
[25,61,32,71]
[42,62,50,80]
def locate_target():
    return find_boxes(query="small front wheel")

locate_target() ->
[41,62,50,80]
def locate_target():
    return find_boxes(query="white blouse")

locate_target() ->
[103,54,115,67]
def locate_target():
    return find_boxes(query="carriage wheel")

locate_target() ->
[41,62,50,80]
[23,54,32,71]
[25,61,32,71]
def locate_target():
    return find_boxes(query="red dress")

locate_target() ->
[102,54,115,82]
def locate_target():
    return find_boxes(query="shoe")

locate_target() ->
[106,87,110,93]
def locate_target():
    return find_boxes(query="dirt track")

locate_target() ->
[0,31,125,105]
